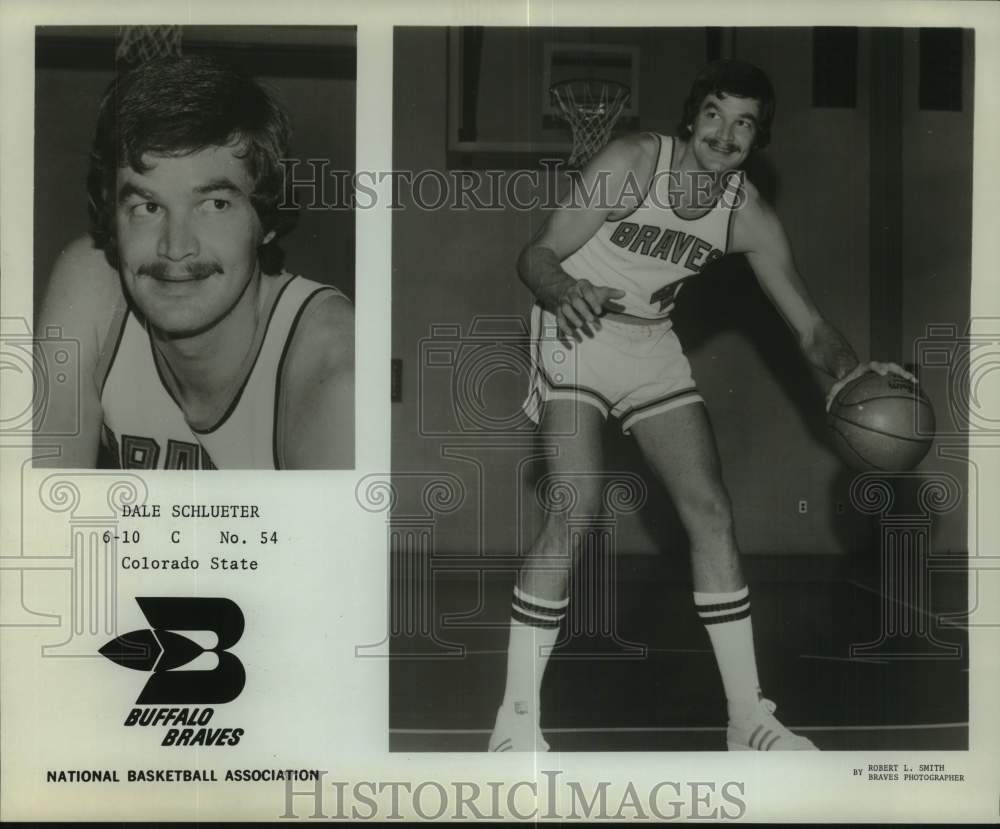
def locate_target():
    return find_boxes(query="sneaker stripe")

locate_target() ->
[513,586,569,610]
[512,596,566,619]
[764,732,782,751]
[698,605,750,622]
[511,607,561,628]
[700,606,751,625]
[512,603,564,623]
[695,596,750,613]
[492,738,512,752]
[748,724,764,750]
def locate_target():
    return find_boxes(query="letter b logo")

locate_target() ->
[100,597,246,704]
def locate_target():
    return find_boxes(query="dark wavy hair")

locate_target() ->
[86,55,297,275]
[677,59,776,150]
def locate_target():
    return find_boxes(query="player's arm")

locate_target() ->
[278,292,355,470]
[731,184,914,408]
[518,136,650,338]
[33,237,120,468]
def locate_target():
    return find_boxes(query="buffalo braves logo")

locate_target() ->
[650,281,683,313]
[100,597,245,704]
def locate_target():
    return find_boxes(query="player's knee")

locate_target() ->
[537,502,601,541]
[678,488,735,539]
[536,494,602,554]
[537,474,604,521]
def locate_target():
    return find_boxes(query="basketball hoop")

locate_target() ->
[115,25,184,65]
[550,79,631,168]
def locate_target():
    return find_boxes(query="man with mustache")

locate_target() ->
[35,56,354,469]
[490,60,914,752]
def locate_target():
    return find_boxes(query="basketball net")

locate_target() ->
[550,79,631,168]
[115,25,183,64]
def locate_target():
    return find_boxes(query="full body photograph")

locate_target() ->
[490,59,914,752]
[390,25,970,755]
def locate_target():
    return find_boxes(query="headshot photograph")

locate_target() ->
[32,26,356,469]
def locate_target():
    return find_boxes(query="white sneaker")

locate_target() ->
[488,701,550,752]
[726,698,818,751]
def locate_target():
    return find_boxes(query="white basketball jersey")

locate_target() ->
[561,135,742,320]
[99,275,342,469]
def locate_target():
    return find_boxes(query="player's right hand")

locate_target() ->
[554,279,626,341]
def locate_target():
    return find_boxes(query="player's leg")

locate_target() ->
[490,398,605,752]
[629,402,816,750]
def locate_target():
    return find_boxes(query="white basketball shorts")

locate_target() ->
[523,303,702,434]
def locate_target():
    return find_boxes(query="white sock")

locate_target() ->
[501,587,568,711]
[694,586,761,721]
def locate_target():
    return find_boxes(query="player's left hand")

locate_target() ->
[825,361,918,412]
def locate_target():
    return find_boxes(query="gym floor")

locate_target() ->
[389,553,968,752]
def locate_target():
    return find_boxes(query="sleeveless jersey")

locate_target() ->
[98,275,342,470]
[561,134,742,320]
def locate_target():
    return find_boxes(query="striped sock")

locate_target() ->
[694,586,761,720]
[501,586,569,711]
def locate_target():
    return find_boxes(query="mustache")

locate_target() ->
[136,261,224,280]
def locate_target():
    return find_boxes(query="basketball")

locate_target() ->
[826,372,935,471]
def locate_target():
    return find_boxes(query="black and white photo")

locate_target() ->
[390,25,972,754]
[32,26,356,469]
[1,2,999,823]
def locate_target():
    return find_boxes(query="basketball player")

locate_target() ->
[490,59,915,751]
[34,56,354,469]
